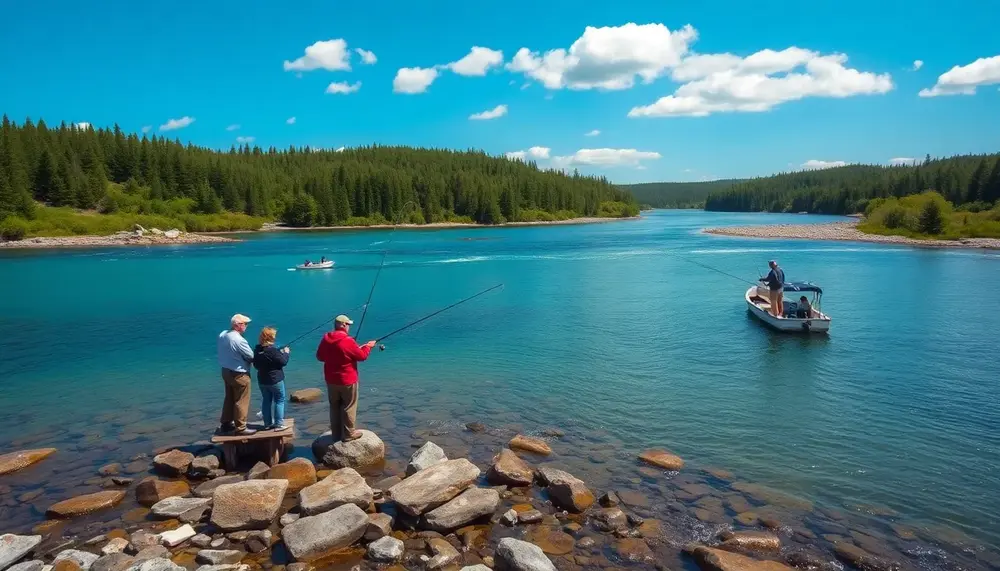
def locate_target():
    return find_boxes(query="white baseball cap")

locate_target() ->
[231,314,252,325]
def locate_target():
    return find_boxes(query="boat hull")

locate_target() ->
[745,287,831,334]
[296,261,334,270]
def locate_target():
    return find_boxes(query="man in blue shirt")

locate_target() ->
[217,314,256,435]
[760,260,786,318]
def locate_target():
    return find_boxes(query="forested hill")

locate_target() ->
[620,179,740,208]
[703,153,1000,215]
[0,116,637,233]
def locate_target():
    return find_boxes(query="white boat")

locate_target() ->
[296,260,334,270]
[745,282,831,334]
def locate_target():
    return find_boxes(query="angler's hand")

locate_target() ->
[282,346,291,354]
[364,340,377,349]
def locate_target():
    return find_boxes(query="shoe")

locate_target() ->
[272,424,288,431]
[234,427,257,436]
[218,424,235,434]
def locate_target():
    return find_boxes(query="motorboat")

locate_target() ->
[746,282,831,334]
[296,260,334,270]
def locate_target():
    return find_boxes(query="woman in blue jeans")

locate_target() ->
[252,327,290,430]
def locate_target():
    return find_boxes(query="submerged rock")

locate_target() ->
[210,480,288,531]
[290,388,323,403]
[366,537,404,563]
[0,534,43,571]
[599,492,620,507]
[407,442,448,476]
[422,487,501,532]
[47,491,126,518]
[486,449,533,487]
[313,430,385,470]
[299,467,373,516]
[152,450,194,477]
[615,538,654,563]
[495,538,556,571]
[465,422,487,433]
[720,531,781,553]
[536,467,594,513]
[508,435,551,456]
[591,508,628,533]
[833,543,898,571]
[0,449,57,476]
[525,528,575,556]
[282,503,368,562]
[691,546,794,571]
[388,458,481,516]
[638,449,684,471]
[265,458,317,494]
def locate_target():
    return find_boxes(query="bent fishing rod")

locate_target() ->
[353,200,417,341]
[373,283,504,350]
[282,301,369,348]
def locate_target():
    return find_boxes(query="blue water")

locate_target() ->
[2,210,999,563]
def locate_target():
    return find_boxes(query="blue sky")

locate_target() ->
[1,0,998,184]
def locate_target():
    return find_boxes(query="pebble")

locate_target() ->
[279,513,300,526]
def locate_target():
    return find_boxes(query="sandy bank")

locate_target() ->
[704,219,1000,250]
[0,230,237,250]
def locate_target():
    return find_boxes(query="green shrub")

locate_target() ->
[0,216,29,241]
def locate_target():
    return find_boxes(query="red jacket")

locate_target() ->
[316,330,372,385]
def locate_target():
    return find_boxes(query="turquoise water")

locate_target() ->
[2,210,999,565]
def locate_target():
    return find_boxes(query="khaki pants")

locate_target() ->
[221,369,251,431]
[769,289,784,317]
[327,383,359,441]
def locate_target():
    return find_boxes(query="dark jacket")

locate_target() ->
[762,267,785,291]
[253,343,290,385]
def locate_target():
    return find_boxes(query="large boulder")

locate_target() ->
[406,442,448,476]
[298,468,372,516]
[265,458,317,494]
[312,430,385,470]
[1,534,42,571]
[282,503,368,562]
[422,488,501,532]
[366,537,404,563]
[290,388,323,403]
[536,467,594,513]
[691,547,794,571]
[495,538,556,571]
[152,450,194,477]
[638,449,684,471]
[210,480,288,531]
[47,491,126,518]
[0,449,57,476]
[508,435,551,456]
[485,449,533,486]
[193,475,243,498]
[150,497,212,520]
[135,478,190,507]
[387,458,481,516]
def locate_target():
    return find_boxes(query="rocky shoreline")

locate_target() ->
[703,220,1000,250]
[0,227,236,250]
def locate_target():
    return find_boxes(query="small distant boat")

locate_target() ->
[296,260,334,270]
[746,282,831,334]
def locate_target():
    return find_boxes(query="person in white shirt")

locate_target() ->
[217,313,256,435]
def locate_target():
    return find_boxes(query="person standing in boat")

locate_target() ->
[316,315,377,442]
[217,314,256,435]
[252,327,290,431]
[760,260,786,318]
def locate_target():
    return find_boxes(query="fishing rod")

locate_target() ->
[282,302,368,348]
[680,256,758,286]
[353,200,417,341]
[374,283,504,350]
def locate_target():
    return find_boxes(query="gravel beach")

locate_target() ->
[704,219,1000,250]
[0,230,237,249]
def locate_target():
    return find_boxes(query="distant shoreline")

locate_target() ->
[215,215,639,234]
[703,219,1000,250]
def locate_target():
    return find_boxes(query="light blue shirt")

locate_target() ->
[217,329,253,373]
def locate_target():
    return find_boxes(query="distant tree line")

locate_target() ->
[0,116,637,231]
[619,179,740,209]
[703,153,1000,214]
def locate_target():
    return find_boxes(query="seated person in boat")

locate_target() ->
[795,296,812,318]
[303,259,312,266]
[320,256,327,263]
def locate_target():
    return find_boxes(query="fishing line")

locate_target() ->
[354,200,417,341]
[282,302,369,348]
[659,248,759,286]
[375,283,504,347]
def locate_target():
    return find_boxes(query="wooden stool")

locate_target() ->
[211,419,295,470]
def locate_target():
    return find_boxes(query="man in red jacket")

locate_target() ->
[316,314,377,441]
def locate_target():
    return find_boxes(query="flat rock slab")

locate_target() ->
[0,449,57,476]
[150,497,212,520]
[388,458,481,516]
[509,435,551,456]
[638,449,685,471]
[193,475,244,498]
[536,467,594,513]
[265,458,317,494]
[495,538,556,571]
[422,487,500,532]
[159,525,196,548]
[486,449,533,487]
[406,442,447,476]
[282,503,368,562]
[299,467,372,516]
[152,450,194,477]
[47,491,126,518]
[1,534,43,571]
[313,430,385,470]
[210,480,288,531]
[692,547,794,571]
[290,388,323,403]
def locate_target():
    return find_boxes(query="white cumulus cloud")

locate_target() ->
[326,81,362,95]
[912,60,924,71]
[75,122,90,130]
[159,116,195,131]
[800,159,847,170]
[629,49,893,118]
[552,148,661,168]
[286,116,296,125]
[356,48,377,65]
[889,157,918,166]
[393,67,439,94]
[226,124,240,131]
[506,23,697,90]
[505,146,551,161]
[919,55,1000,97]
[585,129,600,137]
[236,136,255,144]
[284,39,351,72]
[469,104,508,120]
[448,47,504,76]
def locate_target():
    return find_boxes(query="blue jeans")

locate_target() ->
[259,381,286,427]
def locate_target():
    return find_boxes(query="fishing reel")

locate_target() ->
[378,344,386,351]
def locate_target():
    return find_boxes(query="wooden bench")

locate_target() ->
[211,419,295,470]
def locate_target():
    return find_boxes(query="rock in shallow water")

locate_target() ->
[508,435,551,456]
[366,537,404,563]
[495,538,556,571]
[136,477,190,508]
[720,531,781,553]
[406,442,448,476]
[536,467,594,513]
[486,449,534,487]
[281,503,368,562]
[0,534,42,571]
[638,449,684,471]
[298,467,372,516]
[47,491,126,518]
[422,487,500,532]
[0,449,57,476]
[388,458,481,516]
[833,543,899,571]
[691,546,794,571]
[188,456,220,478]
[152,450,193,477]
[193,475,243,498]
[210,480,288,531]
[313,430,385,470]
[290,388,323,403]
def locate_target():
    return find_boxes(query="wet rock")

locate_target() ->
[365,513,393,541]
[519,510,544,524]
[124,559,184,571]
[188,457,220,479]
[8,562,44,571]
[124,461,149,475]
[159,524,196,547]
[536,467,594,513]
[422,487,500,532]
[195,551,242,566]
[247,463,269,481]
[210,480,288,531]
[759,518,782,530]
[290,388,323,403]
[495,538,556,571]
[591,508,628,533]
[598,492,620,508]
[691,546,794,571]
[576,537,595,549]
[387,458,480,516]
[1,535,43,571]
[366,537,403,563]
[100,539,129,556]
[282,503,368,562]
[614,538,653,563]
[99,464,122,476]
[784,551,827,570]
[525,528,574,556]
[152,451,193,478]
[298,467,372,516]
[47,491,126,518]
[731,482,812,512]
[638,450,684,471]
[190,536,212,549]
[0,449,57,476]
[486,450,533,487]
[616,490,651,509]
[150,497,212,520]
[719,531,781,553]
[54,551,100,571]
[313,430,386,470]
[833,543,898,571]
[626,513,644,527]
[888,525,916,541]
[91,554,134,571]
[265,458,317,494]
[501,509,518,526]
[465,423,487,433]
[111,478,134,487]
[193,475,243,498]
[508,436,551,456]
[426,538,460,569]
[563,522,582,533]
[407,442,448,476]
